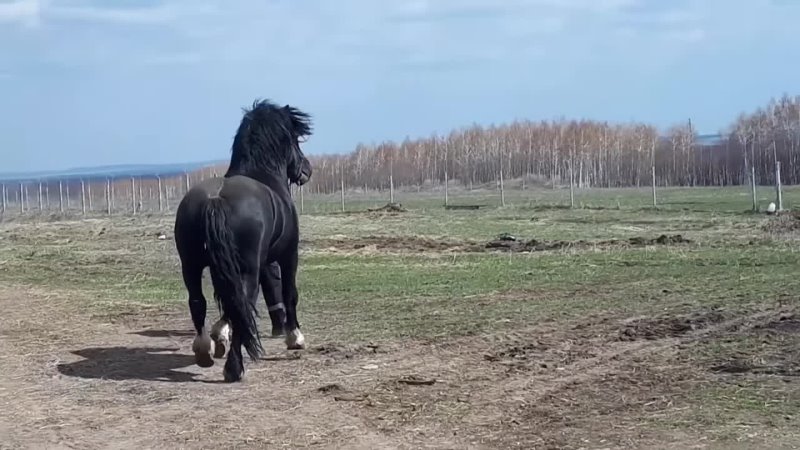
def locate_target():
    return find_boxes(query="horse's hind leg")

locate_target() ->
[261,262,286,338]
[210,316,231,358]
[223,267,260,382]
[278,252,305,350]
[182,262,215,368]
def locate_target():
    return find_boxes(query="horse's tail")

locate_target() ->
[203,197,262,360]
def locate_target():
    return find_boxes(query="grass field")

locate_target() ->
[1,185,799,449]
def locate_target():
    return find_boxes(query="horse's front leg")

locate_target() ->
[278,251,305,350]
[261,262,286,338]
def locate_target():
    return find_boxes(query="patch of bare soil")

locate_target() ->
[484,233,692,252]
[367,202,407,213]
[759,313,800,334]
[708,312,800,377]
[305,233,693,254]
[618,309,727,341]
[2,286,798,449]
[331,307,800,449]
[762,210,800,233]
[305,235,471,253]
[310,342,389,360]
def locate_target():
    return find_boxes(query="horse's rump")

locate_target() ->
[203,194,263,361]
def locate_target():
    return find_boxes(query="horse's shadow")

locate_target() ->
[129,329,196,338]
[56,346,203,383]
[57,327,300,382]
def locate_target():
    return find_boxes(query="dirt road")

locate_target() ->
[1,285,796,449]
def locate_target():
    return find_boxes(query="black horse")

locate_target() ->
[174,99,312,382]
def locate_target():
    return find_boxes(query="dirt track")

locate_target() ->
[1,285,798,450]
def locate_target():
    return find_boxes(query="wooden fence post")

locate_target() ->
[751,166,757,212]
[651,165,657,207]
[389,174,394,204]
[340,169,345,213]
[81,179,86,215]
[138,180,143,213]
[130,177,136,215]
[499,162,506,208]
[157,176,164,212]
[569,161,575,208]
[106,179,112,215]
[444,169,449,206]
[299,185,304,214]
[165,182,170,211]
[775,161,783,212]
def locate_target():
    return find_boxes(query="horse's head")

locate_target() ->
[291,152,313,186]
[227,99,314,187]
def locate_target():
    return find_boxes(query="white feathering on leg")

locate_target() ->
[286,328,305,350]
[210,319,231,359]
[211,319,232,342]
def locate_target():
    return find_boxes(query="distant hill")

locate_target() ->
[0,160,226,183]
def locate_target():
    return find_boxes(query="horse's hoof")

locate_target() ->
[195,351,215,368]
[213,341,227,359]
[285,329,306,350]
[193,333,216,367]
[210,320,231,358]
[223,367,244,382]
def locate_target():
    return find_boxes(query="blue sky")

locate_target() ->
[1,0,798,172]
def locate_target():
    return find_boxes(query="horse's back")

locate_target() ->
[175,175,298,264]
[218,176,300,261]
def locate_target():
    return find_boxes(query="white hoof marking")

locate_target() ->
[286,328,306,350]
[192,331,215,368]
[210,320,231,359]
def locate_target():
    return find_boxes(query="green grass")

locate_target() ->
[299,184,800,214]
[1,185,798,342]
[2,185,800,443]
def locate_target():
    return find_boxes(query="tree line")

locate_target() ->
[298,94,800,194]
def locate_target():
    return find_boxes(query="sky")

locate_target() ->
[1,0,799,173]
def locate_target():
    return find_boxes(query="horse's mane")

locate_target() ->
[226,99,313,176]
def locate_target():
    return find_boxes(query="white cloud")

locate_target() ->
[43,0,218,24]
[0,0,41,26]
[611,6,706,46]
[47,3,176,24]
[526,0,639,12]
[3,0,796,78]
